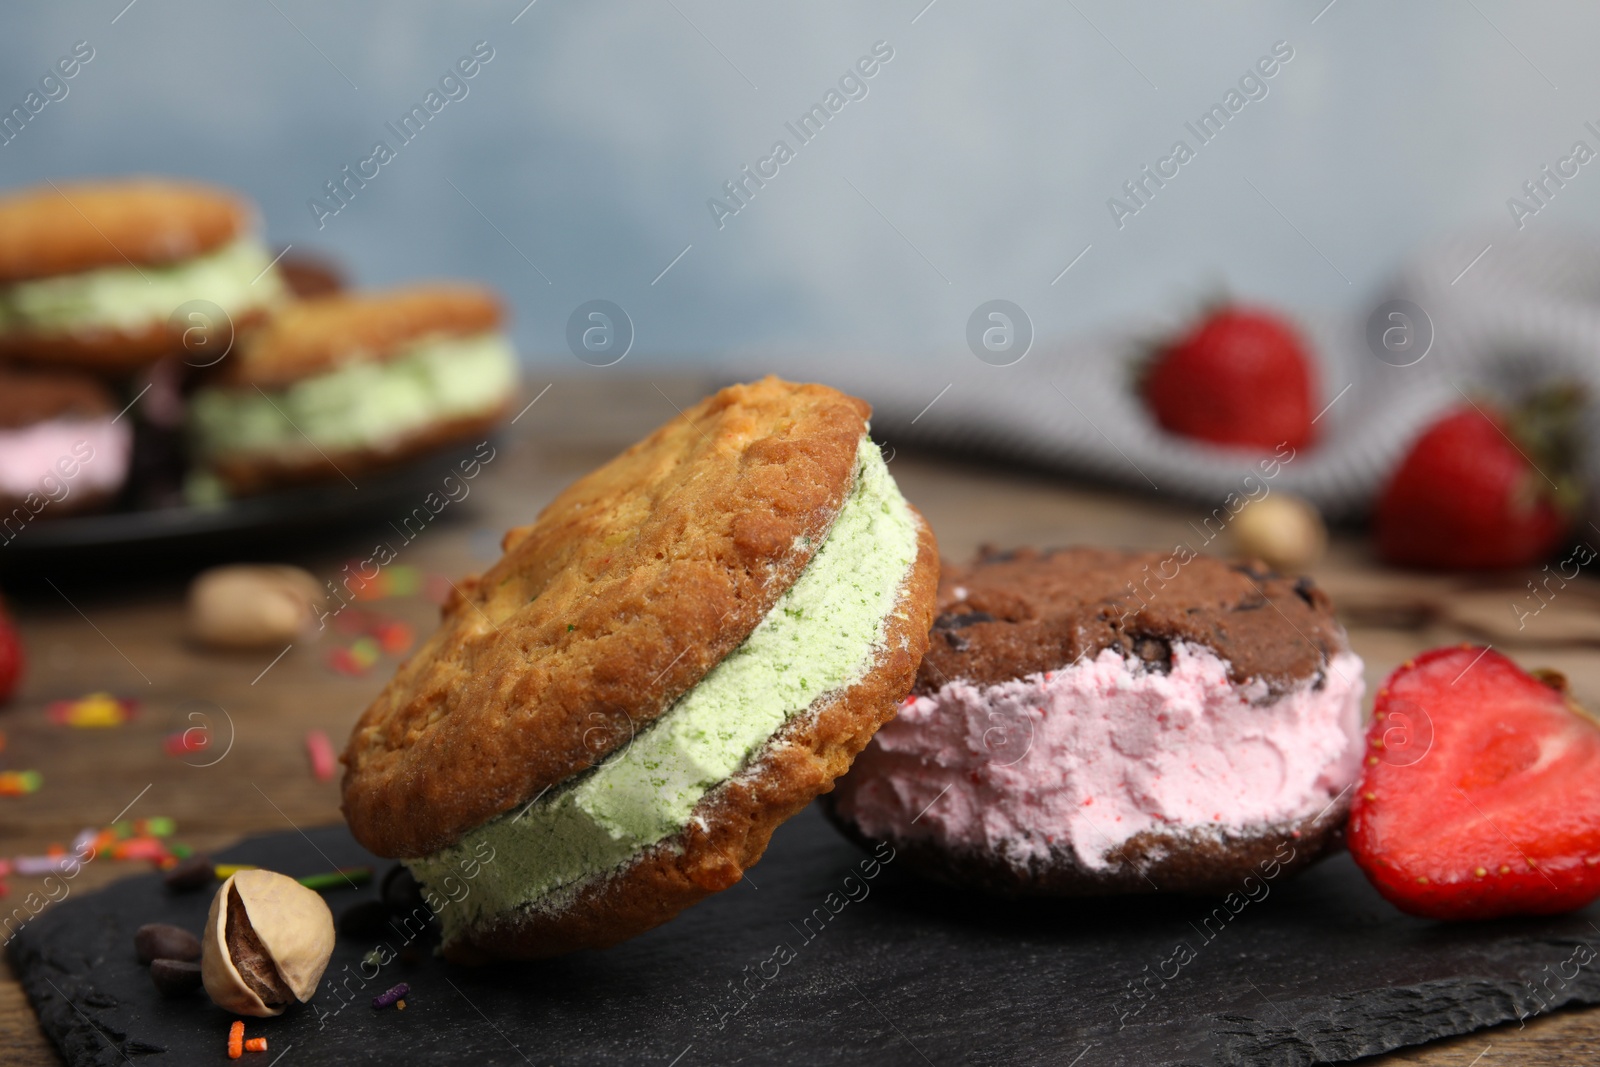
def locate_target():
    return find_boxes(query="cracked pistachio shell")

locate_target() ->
[200,869,335,1017]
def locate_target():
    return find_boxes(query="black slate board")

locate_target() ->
[11,804,1600,1067]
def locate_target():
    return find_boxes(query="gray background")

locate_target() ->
[2,1,1594,371]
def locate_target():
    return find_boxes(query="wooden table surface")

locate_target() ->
[2,375,1597,1065]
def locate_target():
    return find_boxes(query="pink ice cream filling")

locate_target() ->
[834,642,1365,871]
[0,418,131,500]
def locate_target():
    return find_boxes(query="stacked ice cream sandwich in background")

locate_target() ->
[0,175,520,526]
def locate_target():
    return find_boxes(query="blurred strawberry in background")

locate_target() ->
[0,592,22,705]
[1376,385,1584,570]
[1142,304,1318,452]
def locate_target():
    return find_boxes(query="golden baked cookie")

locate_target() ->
[215,284,502,387]
[0,178,247,283]
[341,378,939,959]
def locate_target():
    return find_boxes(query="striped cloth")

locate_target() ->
[766,233,1600,521]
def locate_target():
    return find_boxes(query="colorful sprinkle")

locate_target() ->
[0,770,41,796]
[373,982,409,1009]
[305,730,336,782]
[214,864,260,878]
[228,1019,244,1059]
[48,693,137,728]
[297,866,372,891]
[375,620,414,656]
[244,1037,267,1053]
[164,729,209,756]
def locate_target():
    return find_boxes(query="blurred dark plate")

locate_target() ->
[0,439,486,588]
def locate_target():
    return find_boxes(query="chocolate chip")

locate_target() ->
[944,631,971,652]
[340,900,393,939]
[380,864,427,915]
[134,923,200,964]
[1132,636,1171,673]
[1293,576,1319,609]
[149,958,203,998]
[934,611,995,631]
[163,855,214,893]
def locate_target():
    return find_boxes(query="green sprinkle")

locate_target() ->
[297,866,373,891]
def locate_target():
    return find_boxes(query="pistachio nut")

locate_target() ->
[188,564,323,650]
[201,869,335,1017]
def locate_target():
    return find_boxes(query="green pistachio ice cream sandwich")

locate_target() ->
[188,283,517,495]
[0,178,288,374]
[340,377,939,960]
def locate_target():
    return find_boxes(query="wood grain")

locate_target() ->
[1,375,1596,1065]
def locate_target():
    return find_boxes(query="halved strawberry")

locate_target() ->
[1348,645,1600,920]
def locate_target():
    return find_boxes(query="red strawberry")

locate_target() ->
[1141,305,1317,451]
[1376,387,1581,570]
[1348,645,1600,920]
[0,596,20,705]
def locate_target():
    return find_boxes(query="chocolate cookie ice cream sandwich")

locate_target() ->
[829,546,1365,896]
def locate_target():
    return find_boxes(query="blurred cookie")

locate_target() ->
[275,248,345,299]
[188,284,517,494]
[0,178,287,374]
[828,546,1366,896]
[0,365,131,523]
[341,379,939,960]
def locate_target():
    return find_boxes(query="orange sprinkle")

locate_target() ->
[228,1020,244,1059]
[396,999,407,1010]
[245,1037,267,1053]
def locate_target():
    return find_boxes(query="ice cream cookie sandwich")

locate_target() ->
[341,378,938,959]
[0,178,286,373]
[829,547,1365,896]
[188,283,517,494]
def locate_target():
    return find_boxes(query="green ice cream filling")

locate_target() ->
[189,332,518,460]
[0,237,287,333]
[409,437,918,940]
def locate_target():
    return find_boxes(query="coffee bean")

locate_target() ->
[149,958,202,998]
[134,923,200,964]
[339,900,391,939]
[163,856,214,893]
[380,864,427,915]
